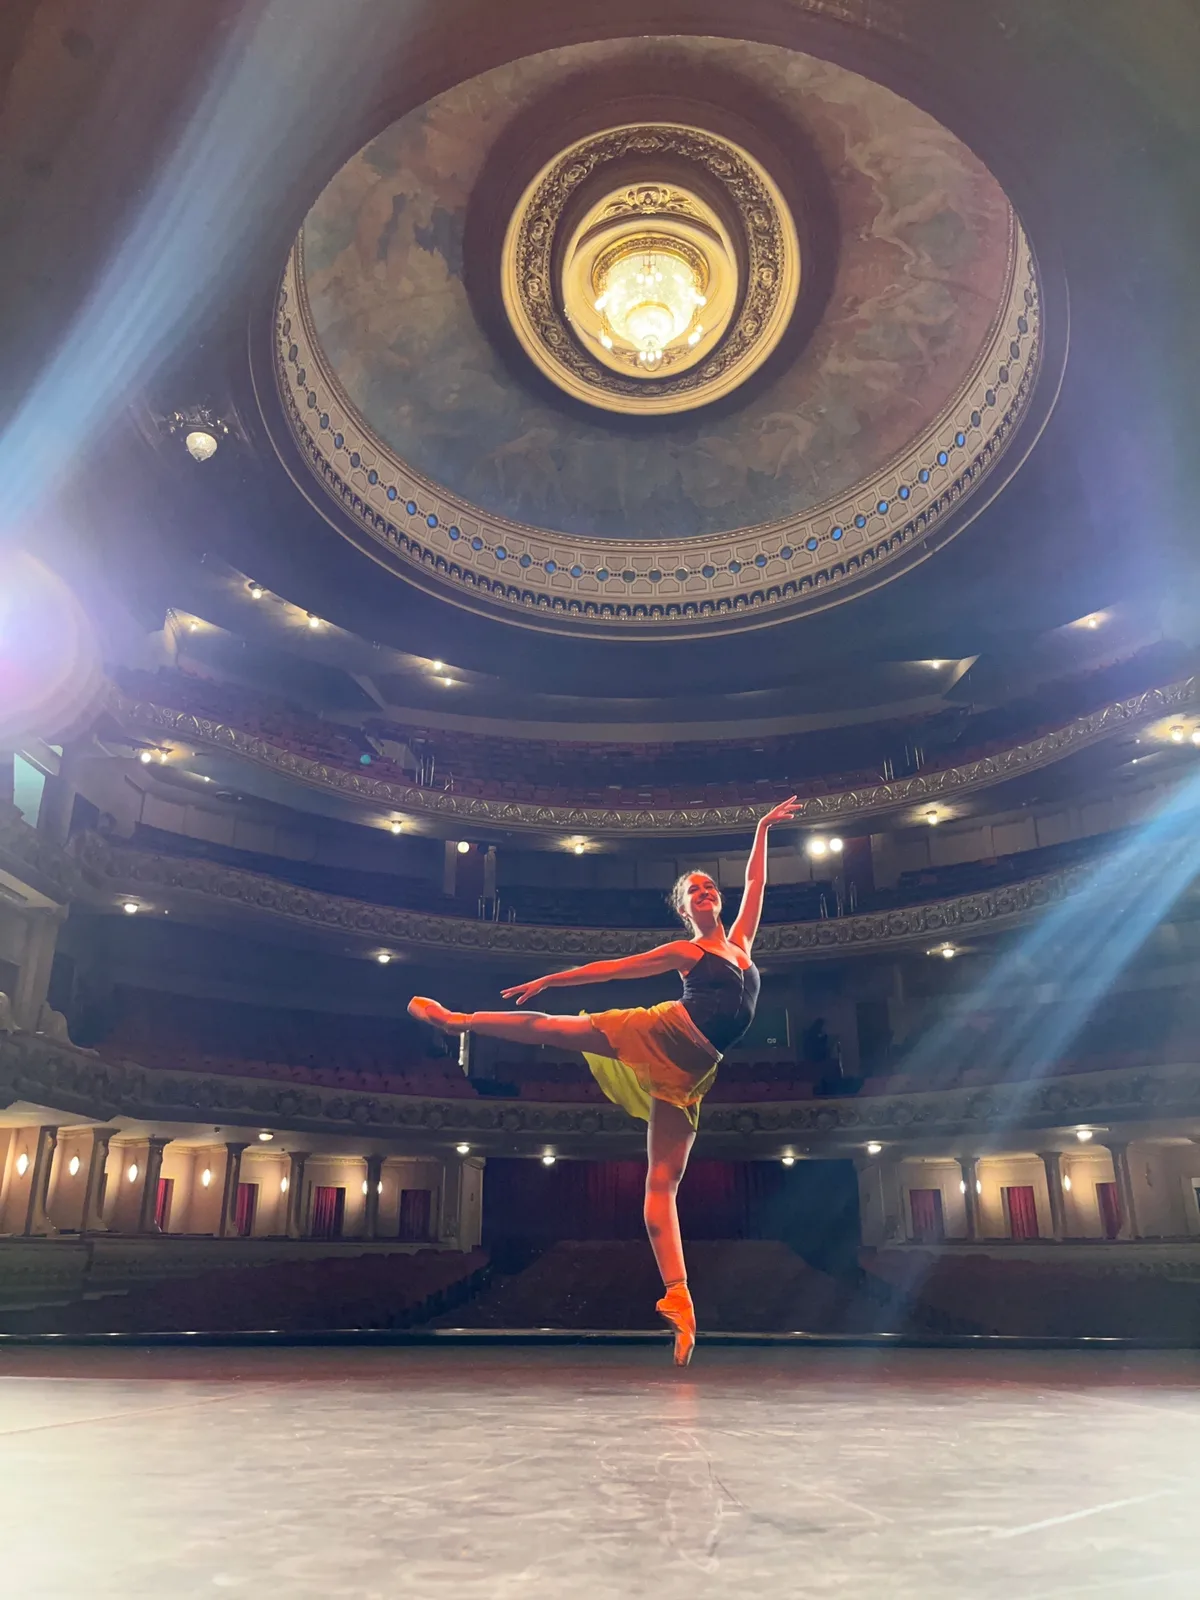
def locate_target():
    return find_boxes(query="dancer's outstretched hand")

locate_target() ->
[759,794,801,827]
[500,974,552,1006]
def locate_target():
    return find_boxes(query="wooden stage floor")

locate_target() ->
[1,1341,1198,1598]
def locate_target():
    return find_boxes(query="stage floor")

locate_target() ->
[1,1343,1198,1598]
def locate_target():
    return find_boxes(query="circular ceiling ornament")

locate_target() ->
[500,123,801,414]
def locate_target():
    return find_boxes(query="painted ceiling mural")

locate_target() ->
[299,36,1016,544]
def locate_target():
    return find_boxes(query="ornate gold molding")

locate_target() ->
[3,1029,1198,1148]
[111,676,1197,837]
[76,831,1090,962]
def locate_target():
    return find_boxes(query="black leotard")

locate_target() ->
[680,948,760,1052]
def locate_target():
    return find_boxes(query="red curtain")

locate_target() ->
[908,1188,945,1243]
[154,1177,173,1232]
[234,1182,257,1238]
[1004,1185,1040,1240]
[1097,1181,1122,1240]
[310,1185,344,1240]
[399,1188,432,1242]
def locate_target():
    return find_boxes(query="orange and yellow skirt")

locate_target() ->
[582,1000,720,1130]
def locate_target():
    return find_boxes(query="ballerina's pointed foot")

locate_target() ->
[656,1282,696,1367]
[408,996,468,1033]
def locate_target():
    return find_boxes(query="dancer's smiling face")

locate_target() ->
[678,873,722,933]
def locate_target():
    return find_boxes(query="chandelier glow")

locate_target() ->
[592,243,707,368]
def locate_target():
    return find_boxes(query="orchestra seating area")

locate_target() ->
[114,651,1172,811]
[861,1249,1200,1340]
[0,1247,490,1335]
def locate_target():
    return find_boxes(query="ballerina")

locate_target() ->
[409,795,801,1364]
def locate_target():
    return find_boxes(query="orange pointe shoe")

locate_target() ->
[407,997,466,1032]
[656,1282,696,1367]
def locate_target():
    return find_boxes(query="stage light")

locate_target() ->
[1063,1175,1073,1191]
[123,901,140,915]
[781,1155,795,1167]
[127,1163,139,1183]
[306,614,323,630]
[390,821,403,835]
[257,1131,273,1141]
[926,809,940,825]
[139,750,154,764]
[201,1168,212,1187]
[1172,726,1185,743]
[184,429,218,462]
[1076,1127,1094,1142]
[456,1143,471,1155]
[15,1152,28,1177]
[541,1153,556,1166]
[807,837,828,859]
[376,952,392,965]
[456,840,470,855]
[866,1142,882,1156]
[248,583,265,600]
[280,1177,289,1194]
[829,837,844,854]
[68,1155,80,1177]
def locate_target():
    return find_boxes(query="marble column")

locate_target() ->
[285,1151,310,1238]
[12,910,62,1031]
[80,1130,114,1234]
[137,1138,172,1233]
[957,1156,981,1240]
[218,1142,250,1237]
[1106,1141,1141,1239]
[23,1125,59,1236]
[1040,1151,1067,1240]
[363,1155,384,1239]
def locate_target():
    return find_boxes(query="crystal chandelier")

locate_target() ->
[592,243,707,368]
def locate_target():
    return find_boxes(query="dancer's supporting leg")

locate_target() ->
[646,1097,697,1366]
[409,997,609,1055]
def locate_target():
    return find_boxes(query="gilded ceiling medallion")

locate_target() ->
[500,124,801,414]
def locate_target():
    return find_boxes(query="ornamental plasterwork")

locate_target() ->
[276,215,1040,633]
[111,676,1197,838]
[76,831,1088,962]
[3,1031,1198,1148]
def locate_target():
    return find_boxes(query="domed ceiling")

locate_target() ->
[272,36,1045,637]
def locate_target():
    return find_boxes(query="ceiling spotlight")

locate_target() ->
[1076,1127,1094,1142]
[432,661,445,672]
[200,775,211,783]
[156,751,169,764]
[866,1142,883,1156]
[184,429,218,462]
[926,808,940,825]
[187,621,199,633]
[807,838,829,859]
[127,1164,139,1184]
[306,614,323,630]
[15,1152,28,1177]
[940,943,958,960]
[201,1167,212,1187]
[781,1155,796,1167]
[541,1153,557,1166]
[1171,726,1185,743]
[389,821,403,835]
[1085,615,1100,629]
[257,1131,274,1142]
[441,676,454,687]
[456,1143,471,1155]
[138,750,154,765]
[927,660,944,670]
[1191,730,1200,748]
[248,583,265,600]
[456,840,471,855]
[828,837,844,854]
[573,842,586,855]
[376,952,392,965]
[123,901,140,915]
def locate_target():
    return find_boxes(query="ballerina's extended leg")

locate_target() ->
[408,997,608,1054]
[645,1098,697,1366]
